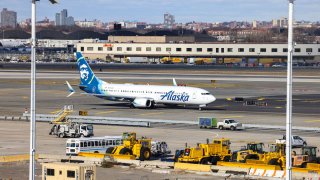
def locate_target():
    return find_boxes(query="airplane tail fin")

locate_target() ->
[75,52,98,86]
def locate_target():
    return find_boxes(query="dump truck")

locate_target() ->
[106,132,152,161]
[174,138,232,165]
[198,117,244,131]
[231,142,265,162]
[49,122,94,138]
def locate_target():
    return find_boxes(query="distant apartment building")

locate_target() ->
[272,17,288,28]
[60,9,67,26]
[55,13,60,26]
[75,19,104,29]
[164,13,175,29]
[252,20,258,28]
[55,9,74,26]
[19,18,31,28]
[0,8,17,28]
[36,17,54,27]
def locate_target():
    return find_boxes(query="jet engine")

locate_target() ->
[132,98,154,108]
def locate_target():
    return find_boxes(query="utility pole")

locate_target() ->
[29,1,36,179]
[29,1,58,179]
[286,0,294,180]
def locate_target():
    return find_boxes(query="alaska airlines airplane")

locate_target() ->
[68,52,216,110]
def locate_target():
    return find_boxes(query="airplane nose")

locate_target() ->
[210,95,216,102]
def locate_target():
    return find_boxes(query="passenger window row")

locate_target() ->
[82,46,315,53]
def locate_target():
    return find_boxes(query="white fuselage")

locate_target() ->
[98,81,216,106]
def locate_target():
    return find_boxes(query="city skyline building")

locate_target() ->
[164,13,175,29]
[55,13,60,26]
[1,8,17,28]
[55,9,74,26]
[60,9,67,26]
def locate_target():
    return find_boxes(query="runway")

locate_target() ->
[0,69,319,157]
[0,70,319,128]
[1,70,320,82]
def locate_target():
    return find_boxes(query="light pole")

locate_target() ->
[29,1,58,180]
[286,0,294,180]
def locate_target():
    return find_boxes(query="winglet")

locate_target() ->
[173,78,177,86]
[66,81,75,97]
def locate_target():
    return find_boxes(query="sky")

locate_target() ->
[0,0,319,23]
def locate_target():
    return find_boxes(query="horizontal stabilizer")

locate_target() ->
[66,81,75,97]
[173,78,177,86]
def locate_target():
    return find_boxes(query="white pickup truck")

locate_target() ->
[217,119,244,131]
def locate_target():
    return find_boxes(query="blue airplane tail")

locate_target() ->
[75,52,99,87]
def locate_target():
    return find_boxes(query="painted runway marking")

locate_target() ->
[304,120,320,123]
[95,111,117,115]
[223,116,244,118]
[213,105,228,108]
[139,112,164,116]
[302,100,320,103]
[275,106,283,109]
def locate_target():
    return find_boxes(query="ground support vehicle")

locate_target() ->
[106,132,152,161]
[51,105,74,124]
[49,122,93,138]
[174,138,232,165]
[66,136,122,156]
[198,117,244,131]
[231,142,265,162]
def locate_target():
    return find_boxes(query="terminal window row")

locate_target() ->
[82,46,315,53]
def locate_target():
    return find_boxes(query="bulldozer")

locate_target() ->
[245,141,286,169]
[292,146,320,168]
[174,138,232,165]
[106,132,152,161]
[231,142,265,162]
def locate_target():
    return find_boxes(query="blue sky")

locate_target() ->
[0,0,319,23]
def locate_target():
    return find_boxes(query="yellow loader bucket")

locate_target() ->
[78,152,105,159]
[106,154,136,160]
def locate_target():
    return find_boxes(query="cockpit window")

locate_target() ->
[201,93,211,95]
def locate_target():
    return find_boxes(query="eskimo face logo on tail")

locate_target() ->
[80,64,90,81]
[160,91,189,102]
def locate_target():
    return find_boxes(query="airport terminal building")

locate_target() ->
[76,37,320,65]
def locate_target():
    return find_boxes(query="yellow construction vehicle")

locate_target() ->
[106,132,152,161]
[245,140,286,169]
[174,138,232,165]
[292,146,320,168]
[231,142,265,162]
